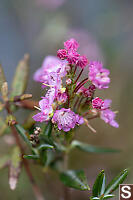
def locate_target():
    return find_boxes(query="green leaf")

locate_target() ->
[104,169,128,195]
[0,64,6,91]
[92,170,106,197]
[43,121,53,138]
[23,155,39,160]
[71,140,119,154]
[1,82,8,101]
[103,194,115,199]
[14,124,32,148]
[38,144,54,151]
[10,54,29,99]
[54,142,66,152]
[40,150,47,166]
[9,147,22,190]
[60,170,90,191]
[90,198,100,200]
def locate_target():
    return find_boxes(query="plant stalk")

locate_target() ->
[6,102,44,200]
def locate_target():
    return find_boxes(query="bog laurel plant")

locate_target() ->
[0,39,128,200]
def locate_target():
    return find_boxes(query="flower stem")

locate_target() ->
[63,153,70,200]
[74,69,83,84]
[5,102,44,200]
[74,78,88,93]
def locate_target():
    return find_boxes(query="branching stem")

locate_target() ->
[5,101,44,200]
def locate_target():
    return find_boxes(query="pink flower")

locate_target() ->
[56,92,67,104]
[67,50,80,65]
[76,56,88,69]
[52,108,84,132]
[100,99,119,128]
[57,49,68,60]
[100,109,119,128]
[33,98,53,122]
[64,38,79,50]
[89,61,110,89]
[92,97,104,110]
[33,56,67,84]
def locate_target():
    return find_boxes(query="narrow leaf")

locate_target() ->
[1,82,8,101]
[10,54,29,99]
[71,140,119,153]
[38,144,54,151]
[9,147,22,190]
[92,170,106,197]
[103,194,115,199]
[14,124,32,148]
[43,121,53,138]
[104,169,128,195]
[0,64,6,90]
[60,170,90,191]
[23,155,39,160]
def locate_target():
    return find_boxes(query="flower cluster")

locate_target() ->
[33,38,119,132]
[57,38,88,69]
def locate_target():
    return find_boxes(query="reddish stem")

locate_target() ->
[73,65,77,75]
[6,102,44,200]
[74,69,83,84]
[74,78,88,93]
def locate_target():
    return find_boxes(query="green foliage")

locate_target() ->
[0,64,6,91]
[92,170,106,197]
[10,54,29,99]
[104,169,128,195]
[60,170,90,190]
[38,144,54,151]
[43,121,53,138]
[91,169,128,199]
[23,155,39,160]
[15,124,32,148]
[9,147,22,190]
[70,140,119,154]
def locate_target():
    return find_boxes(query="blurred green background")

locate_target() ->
[0,0,133,199]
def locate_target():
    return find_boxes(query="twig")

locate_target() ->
[63,153,70,200]
[5,102,44,200]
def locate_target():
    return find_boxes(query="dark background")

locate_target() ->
[0,0,133,199]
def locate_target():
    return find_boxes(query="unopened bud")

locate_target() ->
[66,78,72,85]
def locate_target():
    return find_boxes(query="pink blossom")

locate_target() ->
[33,56,67,84]
[57,49,67,60]
[64,38,79,51]
[67,50,80,65]
[52,108,84,132]
[100,99,119,128]
[56,92,67,104]
[33,98,53,122]
[100,109,119,128]
[89,61,110,89]
[92,97,104,110]
[76,56,88,69]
